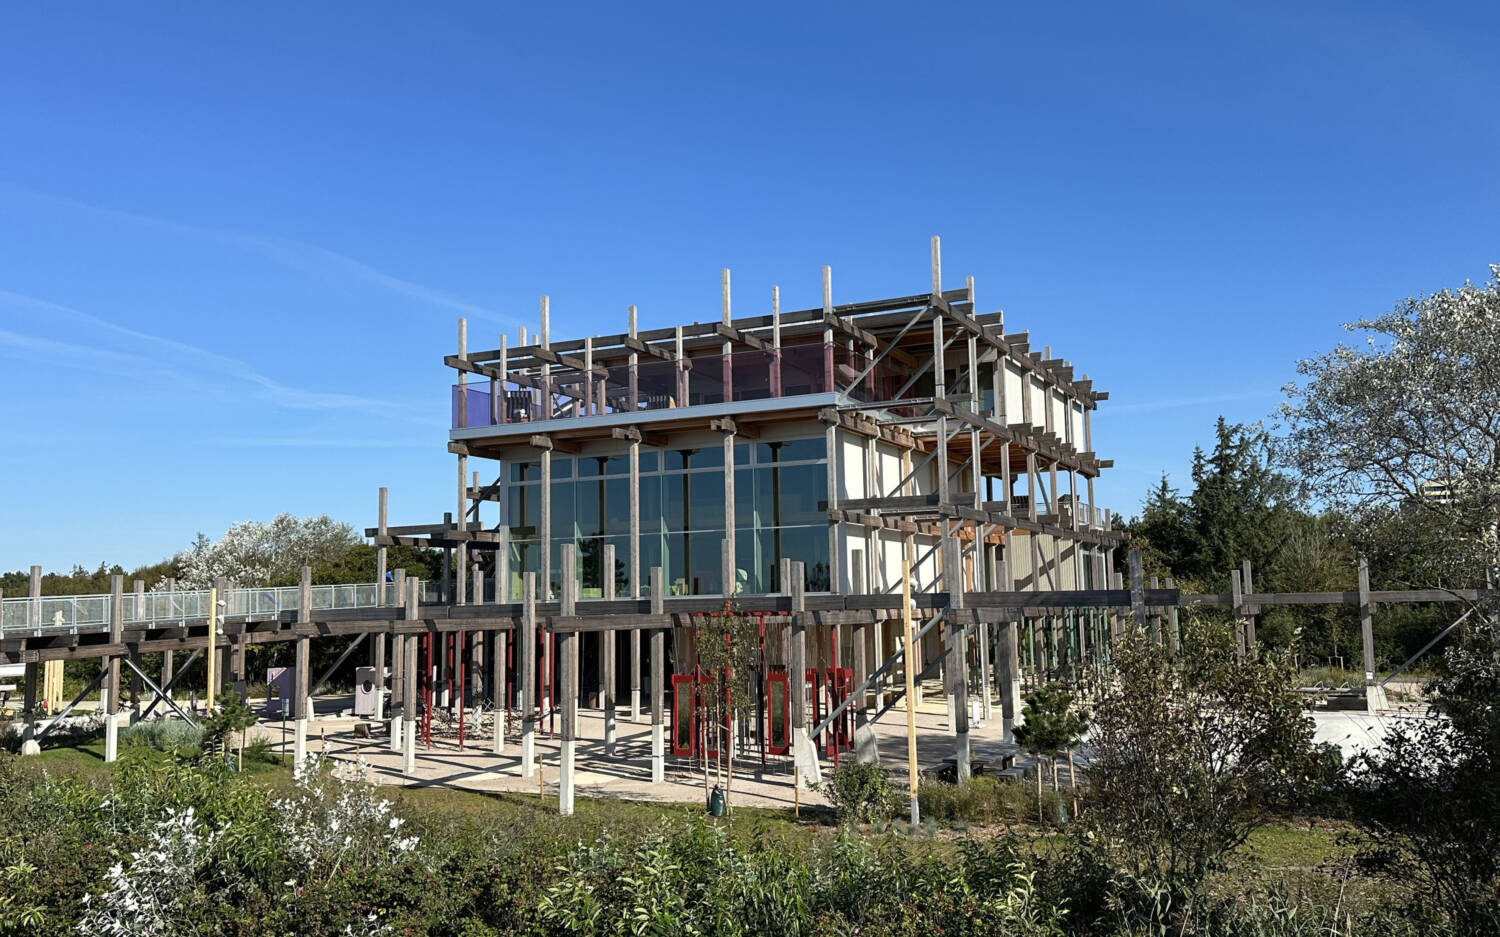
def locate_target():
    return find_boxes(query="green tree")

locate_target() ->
[1122,418,1299,591]
[1012,683,1087,820]
[694,602,759,812]
[202,691,259,772]
[1185,418,1299,585]
[1129,476,1193,583]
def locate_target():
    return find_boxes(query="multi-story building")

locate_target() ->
[424,240,1125,755]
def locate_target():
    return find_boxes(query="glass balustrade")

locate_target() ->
[452,342,858,429]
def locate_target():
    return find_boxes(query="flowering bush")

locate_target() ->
[76,807,222,937]
[274,753,418,884]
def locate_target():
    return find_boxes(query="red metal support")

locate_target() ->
[457,630,466,749]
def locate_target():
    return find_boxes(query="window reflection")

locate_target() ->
[504,436,831,595]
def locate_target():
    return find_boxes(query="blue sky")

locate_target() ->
[2,2,1496,573]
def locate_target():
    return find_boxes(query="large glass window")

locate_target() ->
[574,477,630,538]
[549,480,575,539]
[508,485,540,540]
[501,435,831,596]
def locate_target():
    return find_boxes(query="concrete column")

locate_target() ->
[649,566,665,783]
[104,709,121,763]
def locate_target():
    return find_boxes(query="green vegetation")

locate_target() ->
[1012,683,1086,820]
[918,774,1060,827]
[817,760,902,825]
[0,740,1440,937]
[121,718,205,757]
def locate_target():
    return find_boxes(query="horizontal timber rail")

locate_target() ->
[6,578,1489,664]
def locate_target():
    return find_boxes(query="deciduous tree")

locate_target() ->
[1280,264,1500,584]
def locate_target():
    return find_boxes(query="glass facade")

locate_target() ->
[503,437,830,598]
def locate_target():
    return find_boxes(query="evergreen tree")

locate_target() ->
[1186,418,1298,585]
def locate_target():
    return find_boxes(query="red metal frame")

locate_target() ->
[765,668,790,755]
[825,667,853,763]
[457,630,466,749]
[670,673,695,757]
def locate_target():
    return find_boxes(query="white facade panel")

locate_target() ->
[1004,364,1024,425]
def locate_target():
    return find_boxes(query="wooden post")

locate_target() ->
[470,560,485,705]
[650,566,665,783]
[976,537,992,722]
[204,580,220,715]
[998,535,1022,742]
[1166,576,1181,656]
[559,544,578,815]
[771,285,783,397]
[294,566,312,766]
[402,578,419,775]
[376,484,389,588]
[107,574,123,720]
[496,333,508,425]
[788,559,814,787]
[1359,557,1382,712]
[602,543,617,756]
[456,455,468,610]
[493,618,508,755]
[902,538,919,823]
[851,557,878,764]
[541,448,553,601]
[19,653,38,756]
[944,536,971,782]
[1242,559,1257,652]
[521,571,537,777]
[390,568,407,751]
[1129,550,1147,631]
[1230,568,1246,660]
[629,435,642,721]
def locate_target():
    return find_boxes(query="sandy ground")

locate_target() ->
[248,684,1023,809]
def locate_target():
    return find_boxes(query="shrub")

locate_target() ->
[918,776,1060,826]
[120,719,204,757]
[1350,612,1500,933]
[1085,617,1327,921]
[817,761,901,825]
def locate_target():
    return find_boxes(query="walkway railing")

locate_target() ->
[0,581,404,636]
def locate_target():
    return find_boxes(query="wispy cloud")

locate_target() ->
[4,184,520,327]
[1107,391,1276,414]
[0,292,430,421]
[0,327,199,385]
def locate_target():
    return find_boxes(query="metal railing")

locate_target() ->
[0,581,403,636]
